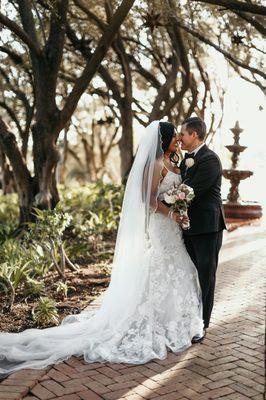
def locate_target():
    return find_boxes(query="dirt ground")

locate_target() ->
[0,264,110,333]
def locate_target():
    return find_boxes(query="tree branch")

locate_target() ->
[112,36,132,102]
[190,0,266,16]
[128,54,161,89]
[44,0,69,75]
[0,101,24,137]
[0,12,41,56]
[172,17,266,80]
[32,0,47,43]
[60,0,135,128]
[168,0,190,76]
[0,67,30,107]
[68,147,84,167]
[233,10,266,35]
[0,46,24,65]
[17,0,40,45]
[73,0,107,31]
[150,52,179,121]
[229,61,266,93]
[0,118,31,191]
[66,23,123,105]
[122,35,167,76]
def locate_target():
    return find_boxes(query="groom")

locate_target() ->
[179,117,226,341]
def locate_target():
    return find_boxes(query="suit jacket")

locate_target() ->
[180,144,226,236]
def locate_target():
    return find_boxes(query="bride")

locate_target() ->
[0,120,203,377]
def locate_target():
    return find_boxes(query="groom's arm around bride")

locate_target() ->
[179,117,226,333]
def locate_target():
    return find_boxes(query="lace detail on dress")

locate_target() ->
[158,170,182,198]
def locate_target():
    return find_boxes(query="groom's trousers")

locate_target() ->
[184,230,223,329]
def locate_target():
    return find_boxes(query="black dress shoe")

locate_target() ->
[192,329,206,344]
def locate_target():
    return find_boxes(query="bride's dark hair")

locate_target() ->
[159,121,175,152]
[159,121,179,166]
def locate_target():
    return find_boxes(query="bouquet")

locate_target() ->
[163,183,195,230]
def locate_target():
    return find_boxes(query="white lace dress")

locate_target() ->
[146,171,203,356]
[0,171,203,375]
[109,171,203,362]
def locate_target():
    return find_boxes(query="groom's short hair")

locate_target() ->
[182,117,206,140]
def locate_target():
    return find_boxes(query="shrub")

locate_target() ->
[55,281,75,301]
[0,208,74,310]
[61,182,123,235]
[32,296,59,326]
[0,193,19,244]
[0,182,124,317]
[0,240,32,310]
[60,182,123,263]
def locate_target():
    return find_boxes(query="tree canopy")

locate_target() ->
[0,0,264,224]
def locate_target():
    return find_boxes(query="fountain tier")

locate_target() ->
[222,121,262,220]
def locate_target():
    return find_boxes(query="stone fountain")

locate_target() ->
[223,121,262,219]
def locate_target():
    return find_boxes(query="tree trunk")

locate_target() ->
[0,117,60,226]
[0,118,34,227]
[18,181,35,226]
[0,147,15,194]
[81,134,96,181]
[32,120,60,210]
[57,129,68,184]
[119,103,134,183]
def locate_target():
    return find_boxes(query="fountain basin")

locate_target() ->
[223,170,253,180]
[225,145,247,153]
[223,201,263,219]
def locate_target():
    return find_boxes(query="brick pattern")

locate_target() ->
[0,243,265,400]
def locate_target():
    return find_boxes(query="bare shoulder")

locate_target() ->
[161,166,168,178]
[173,166,181,175]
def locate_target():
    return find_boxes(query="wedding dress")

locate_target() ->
[0,121,203,377]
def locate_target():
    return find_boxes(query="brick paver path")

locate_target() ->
[1,232,265,400]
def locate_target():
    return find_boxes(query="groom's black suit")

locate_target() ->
[180,144,226,329]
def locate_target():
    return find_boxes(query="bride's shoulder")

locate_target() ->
[173,166,181,175]
[154,158,165,173]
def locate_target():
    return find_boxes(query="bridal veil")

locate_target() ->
[0,120,168,375]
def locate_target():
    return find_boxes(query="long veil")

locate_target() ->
[0,120,166,375]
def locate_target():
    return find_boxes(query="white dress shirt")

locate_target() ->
[189,142,205,156]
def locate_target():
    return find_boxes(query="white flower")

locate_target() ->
[185,158,195,168]
[164,194,176,204]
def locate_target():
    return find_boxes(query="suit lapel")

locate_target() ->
[194,144,208,161]
[183,144,208,180]
[180,159,186,180]
[184,160,197,179]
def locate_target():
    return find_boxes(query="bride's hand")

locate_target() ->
[173,213,189,226]
[172,212,182,224]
